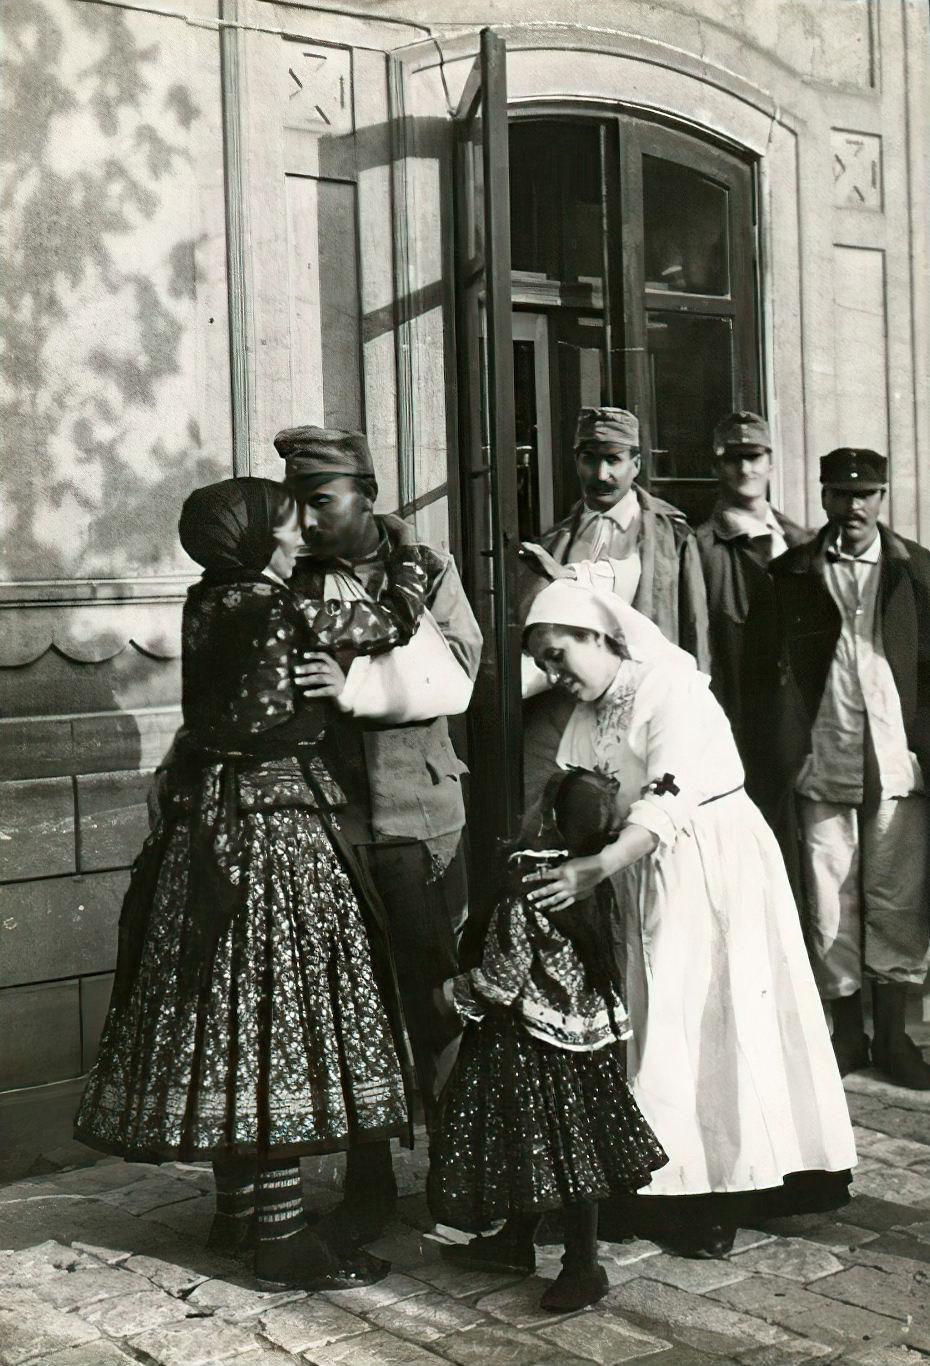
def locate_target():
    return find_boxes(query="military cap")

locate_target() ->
[574,407,640,452]
[819,447,887,491]
[713,411,771,456]
[274,425,375,486]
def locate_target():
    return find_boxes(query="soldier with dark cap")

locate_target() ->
[275,425,483,1238]
[696,411,807,760]
[520,406,709,807]
[758,448,930,1090]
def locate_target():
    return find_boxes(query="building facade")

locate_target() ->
[2,0,929,1093]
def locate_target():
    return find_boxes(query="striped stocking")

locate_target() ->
[255,1162,307,1244]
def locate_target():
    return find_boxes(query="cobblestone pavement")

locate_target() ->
[1,1069,929,1366]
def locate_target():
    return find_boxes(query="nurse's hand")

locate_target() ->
[524,854,605,911]
[293,652,346,698]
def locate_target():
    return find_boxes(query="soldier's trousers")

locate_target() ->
[797,793,930,999]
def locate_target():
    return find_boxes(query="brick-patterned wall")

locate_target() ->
[0,708,180,1090]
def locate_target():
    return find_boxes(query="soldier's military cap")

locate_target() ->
[819,447,887,491]
[574,407,640,452]
[275,426,375,488]
[713,411,772,456]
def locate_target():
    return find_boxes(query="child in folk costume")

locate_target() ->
[76,477,437,1290]
[428,768,667,1313]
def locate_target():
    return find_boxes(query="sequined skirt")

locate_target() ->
[427,1010,667,1230]
[75,810,410,1161]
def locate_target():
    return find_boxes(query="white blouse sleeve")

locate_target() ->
[624,667,744,852]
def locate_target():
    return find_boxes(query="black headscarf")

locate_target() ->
[506,768,626,1026]
[179,477,294,580]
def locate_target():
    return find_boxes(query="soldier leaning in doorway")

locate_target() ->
[277,425,484,1244]
[696,411,807,771]
[750,447,930,1092]
[519,406,710,809]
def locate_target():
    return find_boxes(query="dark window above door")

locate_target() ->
[508,113,760,528]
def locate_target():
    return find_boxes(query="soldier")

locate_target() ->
[520,406,709,807]
[764,448,930,1089]
[696,411,807,762]
[277,425,484,1237]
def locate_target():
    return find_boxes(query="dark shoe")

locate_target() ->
[830,992,871,1077]
[254,1228,389,1291]
[206,1212,257,1258]
[540,1263,609,1312]
[871,982,930,1090]
[873,1032,930,1090]
[440,1224,537,1277]
[660,1223,736,1259]
[312,1195,397,1252]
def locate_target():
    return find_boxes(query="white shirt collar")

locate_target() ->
[830,531,881,564]
[580,487,640,531]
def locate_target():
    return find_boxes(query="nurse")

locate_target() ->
[523,580,857,1256]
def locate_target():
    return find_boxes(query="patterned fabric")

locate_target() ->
[427,1010,667,1230]
[451,894,630,1052]
[75,807,409,1161]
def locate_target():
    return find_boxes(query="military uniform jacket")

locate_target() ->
[750,523,930,832]
[291,515,482,847]
[696,503,808,758]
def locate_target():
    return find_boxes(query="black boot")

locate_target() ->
[871,982,930,1090]
[441,1213,540,1275]
[540,1202,608,1313]
[208,1154,257,1258]
[830,991,871,1076]
[313,1141,398,1251]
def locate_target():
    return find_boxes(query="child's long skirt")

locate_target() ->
[428,1008,666,1231]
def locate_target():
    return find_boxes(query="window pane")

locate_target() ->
[643,156,729,296]
[510,122,603,289]
[648,312,732,478]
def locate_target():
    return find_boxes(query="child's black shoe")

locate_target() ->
[540,1263,609,1312]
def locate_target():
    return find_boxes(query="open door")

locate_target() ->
[455,29,522,888]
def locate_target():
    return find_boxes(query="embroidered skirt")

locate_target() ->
[427,1009,667,1231]
[75,809,409,1161]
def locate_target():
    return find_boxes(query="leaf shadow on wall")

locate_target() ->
[2,0,225,582]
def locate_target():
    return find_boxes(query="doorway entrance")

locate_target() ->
[453,34,762,866]
[509,113,760,533]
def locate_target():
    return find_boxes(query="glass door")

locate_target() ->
[454,29,522,872]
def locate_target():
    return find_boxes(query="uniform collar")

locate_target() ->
[713,499,781,542]
[578,486,640,531]
[827,531,881,564]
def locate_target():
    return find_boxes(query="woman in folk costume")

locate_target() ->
[522,580,856,1257]
[75,477,435,1290]
[429,768,667,1312]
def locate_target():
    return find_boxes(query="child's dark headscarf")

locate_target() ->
[530,768,625,1021]
[179,477,294,580]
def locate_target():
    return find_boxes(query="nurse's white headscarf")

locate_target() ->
[524,580,696,672]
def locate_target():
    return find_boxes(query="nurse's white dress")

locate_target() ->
[557,634,857,1197]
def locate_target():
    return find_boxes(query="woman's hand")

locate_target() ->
[520,542,573,581]
[293,652,346,699]
[523,854,606,911]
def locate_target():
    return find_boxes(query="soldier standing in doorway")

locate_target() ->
[696,411,807,771]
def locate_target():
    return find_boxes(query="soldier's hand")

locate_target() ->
[519,542,572,580]
[293,652,346,699]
